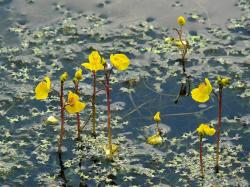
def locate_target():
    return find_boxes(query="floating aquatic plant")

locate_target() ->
[147,112,163,145]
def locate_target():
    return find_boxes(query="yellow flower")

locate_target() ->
[35,76,51,100]
[60,72,68,82]
[177,16,186,26]
[154,112,161,122]
[191,78,213,103]
[110,54,130,71]
[75,69,83,81]
[197,124,216,136]
[65,91,86,114]
[81,51,104,72]
[147,133,163,145]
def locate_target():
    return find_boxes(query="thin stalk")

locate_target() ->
[58,81,65,153]
[215,86,223,173]
[92,71,97,137]
[156,122,160,133]
[105,72,112,157]
[74,81,81,139]
[199,135,205,178]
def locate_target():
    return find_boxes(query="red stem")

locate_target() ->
[92,71,97,137]
[199,135,204,178]
[215,86,223,173]
[105,72,112,156]
[58,81,65,153]
[74,81,81,139]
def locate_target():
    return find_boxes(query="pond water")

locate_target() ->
[0,0,250,186]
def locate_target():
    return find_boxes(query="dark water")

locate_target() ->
[0,0,250,186]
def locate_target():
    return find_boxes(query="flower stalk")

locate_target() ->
[73,80,81,139]
[91,71,97,137]
[58,80,65,153]
[199,135,205,178]
[215,85,223,173]
[105,71,112,158]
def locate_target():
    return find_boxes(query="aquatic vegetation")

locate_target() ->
[197,124,216,178]
[215,76,230,173]
[103,53,131,158]
[73,69,84,139]
[82,51,104,137]
[147,112,163,145]
[173,16,190,73]
[58,72,68,153]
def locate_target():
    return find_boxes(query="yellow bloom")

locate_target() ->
[217,76,230,87]
[177,16,186,26]
[60,72,68,82]
[191,78,213,103]
[46,116,58,125]
[104,144,119,156]
[110,54,130,71]
[65,91,86,114]
[75,69,83,81]
[147,133,163,145]
[197,124,216,136]
[81,51,104,72]
[154,112,161,122]
[35,76,51,100]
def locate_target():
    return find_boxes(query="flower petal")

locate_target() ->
[35,81,49,100]
[110,54,130,71]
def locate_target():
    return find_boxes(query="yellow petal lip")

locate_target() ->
[82,51,104,72]
[191,78,213,103]
[65,91,86,114]
[154,112,161,122]
[110,54,130,71]
[147,133,163,145]
[35,76,51,100]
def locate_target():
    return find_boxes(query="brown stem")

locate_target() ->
[174,27,187,73]
[105,72,112,157]
[92,71,97,137]
[215,86,223,173]
[199,135,205,178]
[156,122,160,133]
[58,81,65,153]
[74,81,81,139]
